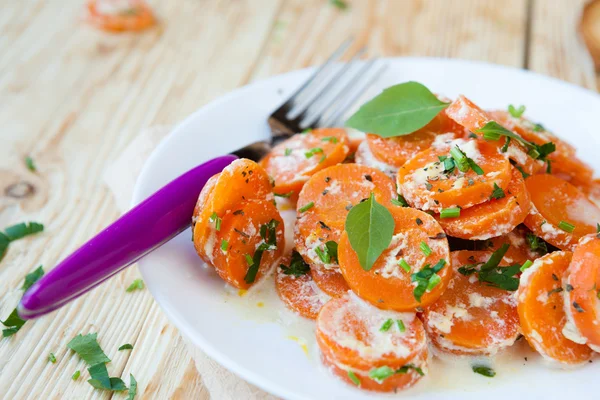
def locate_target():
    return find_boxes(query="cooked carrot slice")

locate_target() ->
[193,159,273,262]
[517,251,593,364]
[316,293,427,392]
[338,207,451,311]
[397,138,512,212]
[320,341,427,392]
[294,164,397,296]
[485,226,547,265]
[354,141,398,178]
[365,111,464,168]
[421,251,520,356]
[208,199,284,289]
[435,167,531,240]
[275,252,330,319]
[259,128,349,199]
[577,178,600,209]
[563,235,600,352]
[446,99,543,176]
[523,174,600,251]
[489,110,592,183]
[85,0,156,32]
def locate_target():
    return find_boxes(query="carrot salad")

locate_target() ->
[192,81,599,392]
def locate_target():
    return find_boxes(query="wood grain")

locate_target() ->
[0,0,596,399]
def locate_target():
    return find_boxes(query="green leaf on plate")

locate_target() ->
[345,81,449,137]
[345,193,394,271]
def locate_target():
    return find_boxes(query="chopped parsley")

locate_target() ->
[67,333,111,365]
[48,353,57,363]
[508,104,526,118]
[321,136,338,143]
[118,344,134,351]
[526,233,548,255]
[380,319,393,332]
[298,202,314,213]
[128,374,137,400]
[22,265,44,290]
[72,370,81,380]
[472,365,495,377]
[490,183,506,200]
[458,244,520,291]
[304,147,324,158]
[369,364,424,382]
[391,194,409,207]
[126,279,144,292]
[412,259,446,302]
[274,191,294,198]
[329,0,349,10]
[244,219,280,284]
[450,146,483,175]
[280,251,310,276]
[284,148,292,156]
[25,156,36,172]
[4,221,44,242]
[1,266,45,337]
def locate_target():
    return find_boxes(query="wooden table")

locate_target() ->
[0,0,598,398]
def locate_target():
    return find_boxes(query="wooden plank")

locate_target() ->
[528,0,598,90]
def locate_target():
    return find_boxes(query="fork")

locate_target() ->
[19,38,385,319]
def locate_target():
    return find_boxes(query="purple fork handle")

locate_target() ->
[18,155,237,319]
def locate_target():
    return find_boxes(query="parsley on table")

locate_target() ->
[25,156,37,172]
[280,251,310,276]
[67,333,111,365]
[128,374,137,400]
[72,370,81,380]
[329,0,349,10]
[48,353,57,363]
[0,222,44,262]
[126,279,144,293]
[118,344,134,351]
[1,266,45,337]
[472,365,495,377]
[22,266,44,290]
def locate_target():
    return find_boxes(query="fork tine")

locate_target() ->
[280,38,353,108]
[321,63,388,128]
[291,46,367,121]
[302,58,378,128]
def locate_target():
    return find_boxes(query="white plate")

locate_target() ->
[133,58,600,400]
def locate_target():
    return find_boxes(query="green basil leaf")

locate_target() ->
[280,250,310,276]
[118,344,133,351]
[88,363,111,389]
[67,333,111,366]
[345,193,394,271]
[345,82,449,137]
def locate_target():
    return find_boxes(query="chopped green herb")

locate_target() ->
[126,279,144,292]
[514,164,530,179]
[520,260,533,272]
[220,239,228,253]
[526,233,548,255]
[398,259,411,273]
[88,363,127,391]
[325,241,338,263]
[426,273,441,290]
[1,309,25,337]
[128,374,137,400]
[546,159,552,173]
[48,353,56,363]
[321,136,339,143]
[472,365,495,377]
[532,123,545,132]
[304,147,324,158]
[209,212,222,231]
[302,128,313,133]
[501,137,511,152]
[284,148,292,156]
[467,158,484,175]
[67,333,111,366]
[396,319,406,332]
[450,146,470,172]
[420,241,432,257]
[245,254,253,265]
[347,370,360,386]
[380,319,393,332]
[4,222,44,241]
[118,344,134,351]
[245,219,279,284]
[346,82,450,137]
[440,207,460,219]
[411,259,446,302]
[368,366,395,381]
[558,221,575,233]
[397,364,424,376]
[329,0,349,10]
[280,250,310,276]
[298,202,314,213]
[508,104,526,118]
[391,194,409,207]
[22,266,45,291]
[25,156,36,172]
[0,232,8,262]
[490,183,506,200]
[72,370,81,380]
[274,191,294,198]
[476,121,555,161]
[314,246,330,264]
[345,193,394,271]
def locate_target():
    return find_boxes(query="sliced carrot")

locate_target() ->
[208,199,285,289]
[320,341,427,392]
[365,110,464,168]
[397,138,512,212]
[421,251,520,355]
[85,0,156,32]
[259,128,349,199]
[338,207,451,311]
[485,226,547,265]
[517,251,593,364]
[563,235,600,352]
[316,293,427,392]
[354,141,398,178]
[193,159,273,262]
[294,164,397,296]
[435,167,531,240]
[523,174,600,251]
[275,252,330,319]
[577,178,600,209]
[446,99,543,176]
[489,110,592,182]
